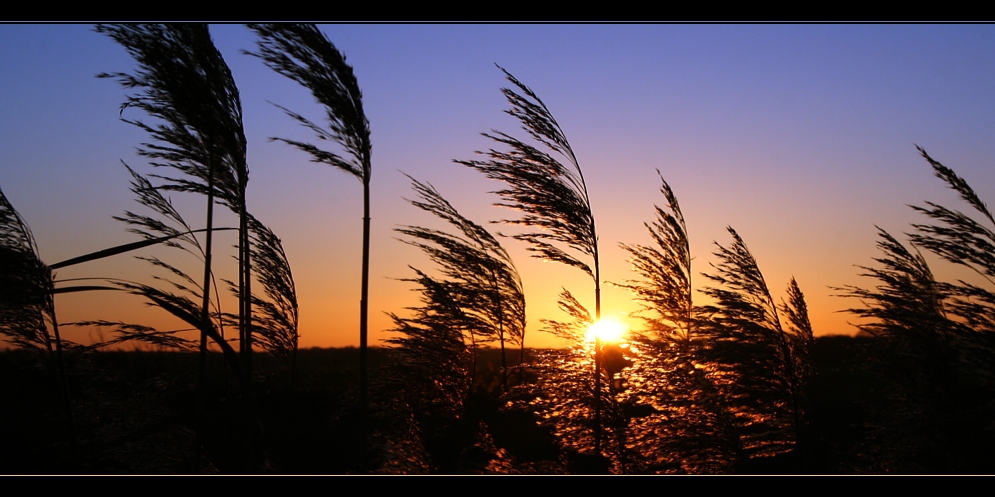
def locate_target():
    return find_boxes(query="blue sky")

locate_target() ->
[2,23,994,348]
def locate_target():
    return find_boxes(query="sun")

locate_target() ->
[586,318,627,343]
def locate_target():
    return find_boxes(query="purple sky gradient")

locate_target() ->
[2,24,993,348]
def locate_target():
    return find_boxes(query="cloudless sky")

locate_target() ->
[2,23,994,349]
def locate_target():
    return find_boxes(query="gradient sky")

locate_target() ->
[2,24,994,349]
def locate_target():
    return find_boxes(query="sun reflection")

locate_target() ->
[586,318,627,343]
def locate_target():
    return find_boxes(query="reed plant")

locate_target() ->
[615,172,741,473]
[386,176,525,471]
[225,214,299,378]
[907,147,995,385]
[838,147,995,390]
[834,147,995,471]
[0,186,74,451]
[247,23,373,409]
[1,178,227,462]
[97,24,252,392]
[457,65,607,455]
[700,227,814,461]
[79,164,242,370]
[395,176,526,386]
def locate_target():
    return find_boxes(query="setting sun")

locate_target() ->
[586,318,627,343]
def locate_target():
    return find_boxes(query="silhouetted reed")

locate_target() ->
[97,24,252,393]
[384,176,525,471]
[457,65,608,456]
[840,148,995,388]
[0,186,75,451]
[701,227,813,462]
[618,172,698,350]
[615,172,741,473]
[396,176,526,386]
[248,23,373,409]
[515,289,628,472]
[2,168,257,464]
[224,214,299,378]
[837,148,995,472]
[1,186,56,353]
[908,147,995,385]
[86,164,242,370]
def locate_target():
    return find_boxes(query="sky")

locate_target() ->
[2,23,994,350]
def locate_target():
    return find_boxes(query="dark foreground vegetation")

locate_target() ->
[4,23,995,474]
[3,339,993,475]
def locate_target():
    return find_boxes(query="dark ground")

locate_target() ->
[3,336,995,474]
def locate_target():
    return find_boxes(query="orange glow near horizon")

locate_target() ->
[5,25,993,352]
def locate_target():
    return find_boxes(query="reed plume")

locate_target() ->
[907,147,995,384]
[701,227,812,460]
[618,171,696,349]
[395,176,525,387]
[385,176,526,470]
[840,147,995,387]
[97,23,251,389]
[615,172,740,473]
[835,148,995,470]
[0,186,54,352]
[0,185,75,453]
[247,22,373,407]
[457,65,606,454]
[224,214,299,376]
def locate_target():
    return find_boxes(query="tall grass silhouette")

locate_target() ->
[618,171,697,350]
[97,24,252,393]
[1,177,235,462]
[0,186,75,451]
[840,147,995,386]
[225,214,299,378]
[82,164,243,368]
[700,227,814,462]
[837,147,995,471]
[838,229,955,378]
[515,288,628,472]
[247,23,374,410]
[457,65,608,455]
[0,186,57,353]
[908,147,995,384]
[615,172,741,473]
[385,175,525,471]
[394,175,526,388]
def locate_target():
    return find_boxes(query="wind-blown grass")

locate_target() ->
[225,214,299,376]
[618,171,696,349]
[701,227,813,460]
[837,228,955,378]
[389,177,523,415]
[54,161,266,356]
[515,289,628,472]
[0,186,54,352]
[79,164,243,369]
[614,172,740,473]
[0,185,76,453]
[907,146,995,385]
[833,147,995,471]
[247,22,373,407]
[98,23,251,390]
[457,66,598,284]
[395,176,525,386]
[457,65,608,454]
[95,24,247,210]
[383,176,526,471]
[840,147,995,393]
